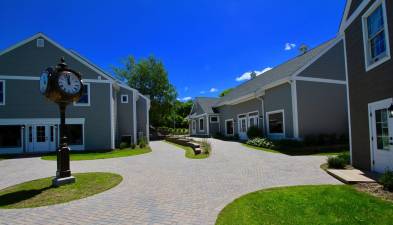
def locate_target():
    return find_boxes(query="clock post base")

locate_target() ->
[52,176,75,187]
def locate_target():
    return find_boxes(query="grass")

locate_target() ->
[0,172,122,209]
[216,185,393,225]
[41,147,151,161]
[242,143,348,156]
[164,141,209,159]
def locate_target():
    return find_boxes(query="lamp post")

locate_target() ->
[40,57,84,186]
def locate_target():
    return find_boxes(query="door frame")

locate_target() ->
[225,119,234,136]
[237,114,248,139]
[368,98,393,172]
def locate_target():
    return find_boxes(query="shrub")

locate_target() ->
[379,170,393,191]
[130,143,136,149]
[200,138,211,155]
[337,152,350,165]
[138,137,148,148]
[247,126,263,139]
[327,156,346,169]
[273,139,303,149]
[246,138,275,149]
[119,142,129,149]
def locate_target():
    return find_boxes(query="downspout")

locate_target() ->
[255,93,265,137]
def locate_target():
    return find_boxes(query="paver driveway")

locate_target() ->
[0,139,340,225]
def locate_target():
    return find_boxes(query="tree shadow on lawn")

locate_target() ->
[0,186,52,207]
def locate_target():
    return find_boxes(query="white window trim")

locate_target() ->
[210,116,219,123]
[237,113,248,135]
[266,109,285,136]
[362,0,391,72]
[74,83,90,106]
[121,94,129,104]
[225,119,234,136]
[199,117,205,132]
[0,80,5,106]
[248,111,259,128]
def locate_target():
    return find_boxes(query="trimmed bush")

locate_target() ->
[246,138,275,149]
[138,137,148,148]
[119,142,129,149]
[327,156,346,169]
[379,170,393,191]
[337,152,350,165]
[130,143,136,149]
[247,126,263,139]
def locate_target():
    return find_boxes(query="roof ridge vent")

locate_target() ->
[299,44,308,55]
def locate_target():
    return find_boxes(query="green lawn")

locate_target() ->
[216,185,393,225]
[0,172,122,209]
[242,143,348,156]
[164,141,209,159]
[41,147,151,161]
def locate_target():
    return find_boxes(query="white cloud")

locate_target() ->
[209,88,218,93]
[235,67,273,82]
[285,43,296,51]
[200,91,206,94]
[178,97,192,102]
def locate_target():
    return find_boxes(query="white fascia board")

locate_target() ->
[339,0,371,34]
[294,76,347,85]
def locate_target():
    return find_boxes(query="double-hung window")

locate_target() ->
[362,0,390,70]
[199,118,204,131]
[0,80,4,105]
[74,83,90,106]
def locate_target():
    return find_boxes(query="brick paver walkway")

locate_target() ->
[0,139,340,225]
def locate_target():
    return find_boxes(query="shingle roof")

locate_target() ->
[194,97,219,114]
[215,37,339,106]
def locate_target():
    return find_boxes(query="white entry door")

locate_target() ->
[27,125,57,152]
[369,98,393,173]
[238,115,248,140]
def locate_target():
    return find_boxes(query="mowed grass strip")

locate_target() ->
[216,185,393,225]
[41,147,151,161]
[0,172,122,209]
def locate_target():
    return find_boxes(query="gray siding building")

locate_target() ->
[0,33,150,154]
[189,37,348,141]
[340,0,393,172]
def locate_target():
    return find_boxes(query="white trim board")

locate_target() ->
[294,76,347,85]
[343,33,354,165]
[291,81,299,139]
[0,118,85,125]
[340,0,372,34]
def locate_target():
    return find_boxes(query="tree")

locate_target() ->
[113,55,177,127]
[219,88,234,97]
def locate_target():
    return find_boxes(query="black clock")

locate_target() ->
[40,58,84,104]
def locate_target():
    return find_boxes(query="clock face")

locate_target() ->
[58,71,82,95]
[40,71,49,94]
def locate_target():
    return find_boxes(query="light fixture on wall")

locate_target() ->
[389,103,393,118]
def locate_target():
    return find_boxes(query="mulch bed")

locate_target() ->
[354,183,393,202]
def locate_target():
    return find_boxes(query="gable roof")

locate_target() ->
[193,97,219,115]
[215,37,340,106]
[339,0,372,34]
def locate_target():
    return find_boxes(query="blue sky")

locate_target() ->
[0,0,345,101]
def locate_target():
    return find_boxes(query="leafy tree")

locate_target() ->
[219,88,234,97]
[113,55,177,127]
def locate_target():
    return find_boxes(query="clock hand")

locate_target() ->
[67,76,71,85]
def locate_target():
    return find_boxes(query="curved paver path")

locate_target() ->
[0,139,340,225]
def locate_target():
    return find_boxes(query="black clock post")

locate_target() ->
[40,58,84,187]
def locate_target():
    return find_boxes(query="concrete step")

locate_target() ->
[327,169,377,184]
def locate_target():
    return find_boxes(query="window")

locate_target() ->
[199,118,204,131]
[65,124,83,145]
[0,125,21,148]
[362,0,390,71]
[248,112,259,128]
[74,83,90,106]
[226,120,234,136]
[0,80,4,105]
[210,116,218,123]
[28,126,33,143]
[238,115,247,133]
[375,109,390,150]
[267,110,284,135]
[36,38,45,48]
[36,126,46,142]
[121,95,129,103]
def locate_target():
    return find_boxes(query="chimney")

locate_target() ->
[250,71,257,79]
[299,44,309,55]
